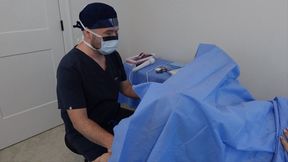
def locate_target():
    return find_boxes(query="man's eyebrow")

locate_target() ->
[105,29,119,33]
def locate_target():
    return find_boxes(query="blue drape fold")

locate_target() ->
[110,44,288,162]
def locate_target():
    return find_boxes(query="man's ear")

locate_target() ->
[83,30,92,40]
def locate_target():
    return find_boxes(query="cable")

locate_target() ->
[129,63,170,84]
[128,70,134,84]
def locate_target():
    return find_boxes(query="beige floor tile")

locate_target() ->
[0,125,83,162]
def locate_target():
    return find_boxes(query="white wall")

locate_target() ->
[67,0,288,100]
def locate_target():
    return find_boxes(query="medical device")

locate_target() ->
[155,66,168,73]
[132,57,155,72]
[126,52,156,72]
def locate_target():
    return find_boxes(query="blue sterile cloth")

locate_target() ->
[118,58,181,108]
[110,44,288,162]
[125,58,173,84]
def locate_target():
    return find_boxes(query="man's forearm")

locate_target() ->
[120,80,139,99]
[123,86,139,99]
[74,118,113,149]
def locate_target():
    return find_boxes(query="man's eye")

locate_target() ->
[105,31,118,36]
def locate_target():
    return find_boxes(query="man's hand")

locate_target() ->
[120,80,139,99]
[94,152,112,162]
[280,128,288,152]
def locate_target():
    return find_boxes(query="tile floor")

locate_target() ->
[0,124,84,162]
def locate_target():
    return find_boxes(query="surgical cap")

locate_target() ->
[74,3,118,30]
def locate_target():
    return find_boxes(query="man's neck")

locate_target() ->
[76,42,104,60]
[76,42,106,70]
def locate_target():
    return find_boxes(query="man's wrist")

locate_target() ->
[107,148,112,153]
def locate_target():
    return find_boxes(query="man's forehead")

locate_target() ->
[96,27,119,32]
[106,26,119,30]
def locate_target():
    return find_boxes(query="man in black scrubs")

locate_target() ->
[56,3,138,162]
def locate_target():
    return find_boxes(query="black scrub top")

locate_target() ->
[56,48,126,136]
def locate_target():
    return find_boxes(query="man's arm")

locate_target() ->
[280,128,288,152]
[120,80,139,99]
[67,108,113,150]
[95,152,111,162]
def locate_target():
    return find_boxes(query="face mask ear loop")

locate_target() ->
[79,20,103,51]
[79,20,103,39]
[88,31,104,49]
[78,20,86,31]
[83,40,97,51]
[88,30,103,39]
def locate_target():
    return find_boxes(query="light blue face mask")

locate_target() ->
[80,21,119,55]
